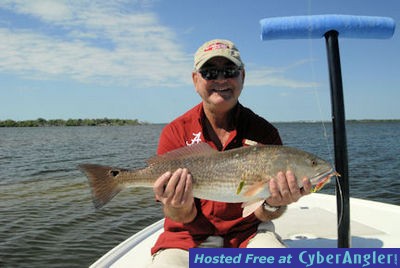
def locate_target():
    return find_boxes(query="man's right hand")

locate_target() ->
[153,168,197,223]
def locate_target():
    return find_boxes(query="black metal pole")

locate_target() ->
[324,30,351,248]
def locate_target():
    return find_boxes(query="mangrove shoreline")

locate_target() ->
[1,118,399,127]
[0,118,143,127]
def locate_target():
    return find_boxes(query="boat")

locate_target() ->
[90,193,400,267]
[90,14,398,267]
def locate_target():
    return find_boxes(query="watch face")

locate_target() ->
[263,201,279,212]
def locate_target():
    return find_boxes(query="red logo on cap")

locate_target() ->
[204,42,229,52]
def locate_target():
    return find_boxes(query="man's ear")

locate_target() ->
[192,71,200,93]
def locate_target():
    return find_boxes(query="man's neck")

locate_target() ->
[202,103,238,149]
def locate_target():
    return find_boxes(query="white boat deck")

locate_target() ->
[90,193,400,267]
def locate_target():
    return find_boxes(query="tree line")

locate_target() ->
[0,118,142,127]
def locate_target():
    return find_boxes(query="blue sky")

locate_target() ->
[0,0,399,123]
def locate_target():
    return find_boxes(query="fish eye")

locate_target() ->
[310,159,317,167]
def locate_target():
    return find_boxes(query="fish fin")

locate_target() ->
[242,200,264,217]
[242,180,268,197]
[79,164,125,209]
[236,179,246,195]
[147,143,215,164]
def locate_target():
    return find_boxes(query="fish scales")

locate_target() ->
[140,146,264,202]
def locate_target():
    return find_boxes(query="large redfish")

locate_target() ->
[79,143,337,216]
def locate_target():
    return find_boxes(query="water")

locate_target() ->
[1,122,399,267]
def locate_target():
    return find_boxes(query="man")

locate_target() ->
[149,39,312,267]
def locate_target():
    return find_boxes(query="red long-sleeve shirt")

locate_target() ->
[151,102,282,254]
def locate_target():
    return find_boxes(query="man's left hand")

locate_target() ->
[266,170,312,207]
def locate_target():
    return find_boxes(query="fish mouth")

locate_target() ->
[310,169,341,192]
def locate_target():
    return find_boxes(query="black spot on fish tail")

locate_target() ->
[79,164,124,209]
[109,170,120,177]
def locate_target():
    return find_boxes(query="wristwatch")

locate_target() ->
[262,200,281,212]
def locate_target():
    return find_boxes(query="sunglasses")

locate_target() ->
[198,66,242,80]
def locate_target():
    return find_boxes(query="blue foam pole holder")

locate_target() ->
[260,14,395,40]
[259,14,395,248]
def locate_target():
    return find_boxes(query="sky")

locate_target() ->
[0,0,399,123]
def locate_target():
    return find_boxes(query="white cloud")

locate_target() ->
[0,0,72,22]
[0,0,192,87]
[245,63,320,88]
[0,1,318,89]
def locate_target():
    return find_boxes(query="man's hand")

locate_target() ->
[254,170,312,222]
[153,168,197,223]
[267,170,312,207]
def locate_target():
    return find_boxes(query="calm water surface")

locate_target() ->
[1,123,399,267]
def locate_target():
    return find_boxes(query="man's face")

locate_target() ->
[192,56,245,113]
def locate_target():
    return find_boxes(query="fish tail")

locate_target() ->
[79,164,125,209]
